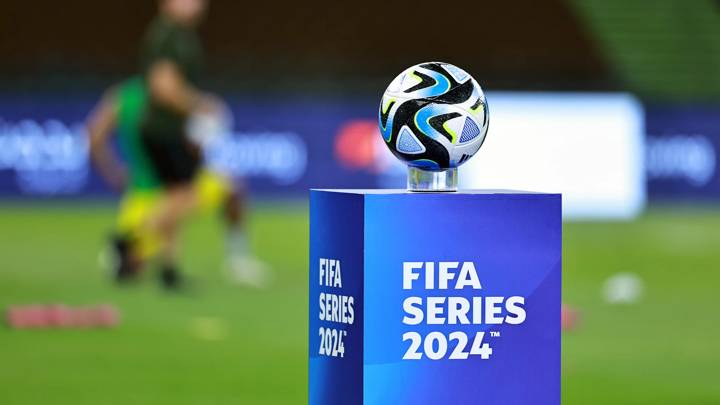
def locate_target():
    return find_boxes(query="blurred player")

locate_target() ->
[87,0,269,289]
[137,0,208,288]
[87,77,269,288]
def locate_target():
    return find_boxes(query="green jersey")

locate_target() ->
[140,16,204,137]
[115,77,160,191]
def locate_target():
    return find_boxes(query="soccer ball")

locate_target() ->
[378,62,489,170]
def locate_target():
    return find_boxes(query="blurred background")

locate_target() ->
[1,0,719,403]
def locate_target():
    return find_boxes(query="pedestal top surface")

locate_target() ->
[312,189,558,196]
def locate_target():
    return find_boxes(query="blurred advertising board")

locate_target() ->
[645,105,720,201]
[3,92,715,213]
[459,93,646,220]
[0,95,378,197]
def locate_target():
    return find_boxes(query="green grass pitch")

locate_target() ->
[0,202,718,404]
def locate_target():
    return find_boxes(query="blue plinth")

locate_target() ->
[309,190,562,405]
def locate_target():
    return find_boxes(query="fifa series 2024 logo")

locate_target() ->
[314,259,528,361]
[317,258,354,359]
[402,261,527,361]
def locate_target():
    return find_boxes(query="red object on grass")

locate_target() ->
[5,304,120,329]
[562,304,580,331]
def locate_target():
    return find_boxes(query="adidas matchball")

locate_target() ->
[378,62,489,170]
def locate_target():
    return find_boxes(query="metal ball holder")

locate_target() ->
[407,166,457,192]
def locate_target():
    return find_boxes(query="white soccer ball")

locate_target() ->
[379,62,489,170]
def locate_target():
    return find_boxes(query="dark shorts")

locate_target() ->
[141,130,201,186]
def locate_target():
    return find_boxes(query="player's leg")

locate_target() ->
[223,187,249,258]
[109,233,137,282]
[150,183,197,288]
[195,170,271,287]
[223,184,272,288]
[112,190,161,282]
[142,133,201,289]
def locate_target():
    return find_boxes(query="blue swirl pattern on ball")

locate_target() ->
[459,117,481,143]
[379,62,489,170]
[396,127,425,154]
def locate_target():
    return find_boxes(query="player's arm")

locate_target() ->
[147,59,224,117]
[87,89,127,191]
[147,59,201,115]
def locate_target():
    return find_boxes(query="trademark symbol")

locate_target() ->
[490,331,501,338]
